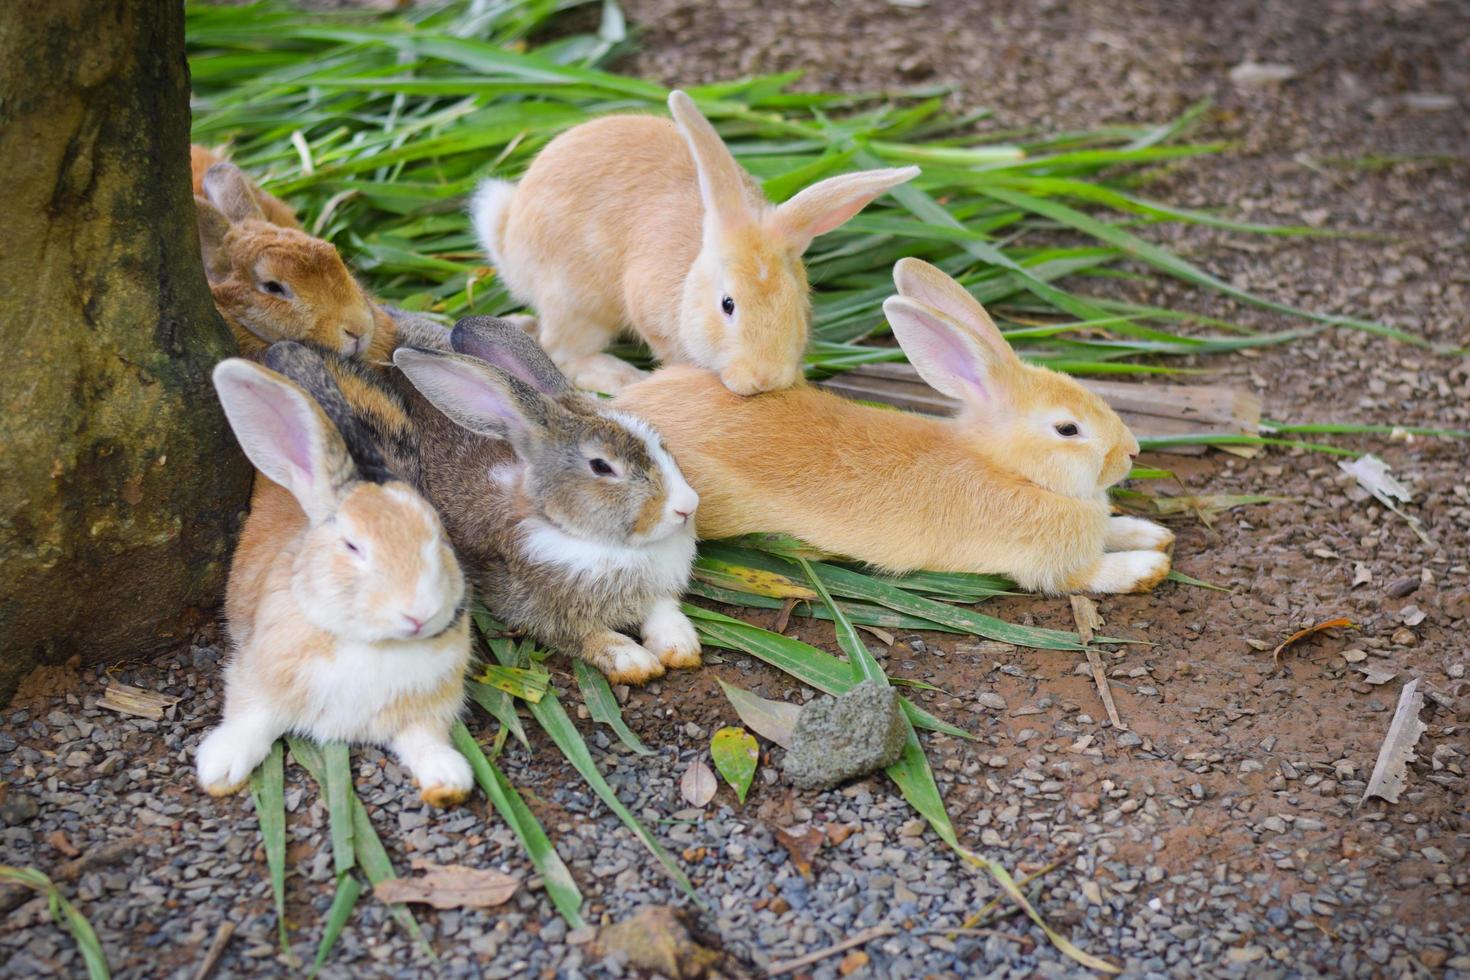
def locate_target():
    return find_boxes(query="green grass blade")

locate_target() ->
[485,641,698,902]
[450,722,585,927]
[0,867,111,980]
[467,679,530,750]
[470,663,551,702]
[248,739,293,963]
[322,742,356,878]
[573,659,654,756]
[797,556,883,686]
[288,737,433,961]
[309,874,363,978]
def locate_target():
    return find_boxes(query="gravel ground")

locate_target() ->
[4,0,1469,977]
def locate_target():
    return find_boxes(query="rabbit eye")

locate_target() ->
[1054,422,1080,438]
[588,458,617,477]
[342,538,362,555]
[720,295,735,317]
[261,280,288,297]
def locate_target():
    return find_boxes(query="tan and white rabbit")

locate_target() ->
[615,258,1175,595]
[198,345,473,806]
[472,91,919,396]
[392,317,701,685]
[193,157,396,360]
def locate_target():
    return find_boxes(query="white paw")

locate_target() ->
[1088,550,1171,594]
[409,744,475,807]
[196,726,270,797]
[603,635,665,685]
[570,355,649,396]
[1106,516,1175,553]
[641,600,701,670]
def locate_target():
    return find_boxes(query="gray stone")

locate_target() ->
[782,681,907,790]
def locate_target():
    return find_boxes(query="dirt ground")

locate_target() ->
[3,0,1468,976]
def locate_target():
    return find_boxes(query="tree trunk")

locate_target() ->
[0,1,250,701]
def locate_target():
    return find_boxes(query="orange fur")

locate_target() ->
[476,92,916,395]
[190,144,302,230]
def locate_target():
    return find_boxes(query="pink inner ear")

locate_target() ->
[483,350,545,393]
[242,376,317,480]
[437,362,527,429]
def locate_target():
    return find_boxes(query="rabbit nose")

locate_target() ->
[402,613,424,634]
[674,508,692,522]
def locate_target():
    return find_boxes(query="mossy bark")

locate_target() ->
[0,2,250,701]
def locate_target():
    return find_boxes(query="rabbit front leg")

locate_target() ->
[1074,549,1172,594]
[579,628,666,685]
[535,295,648,395]
[640,595,702,670]
[1105,515,1175,553]
[391,724,474,807]
[196,697,285,797]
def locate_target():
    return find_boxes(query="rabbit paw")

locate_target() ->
[1105,516,1175,553]
[566,354,649,396]
[641,598,702,670]
[196,721,277,797]
[394,728,474,807]
[414,749,475,807]
[587,632,665,686]
[1083,550,1172,594]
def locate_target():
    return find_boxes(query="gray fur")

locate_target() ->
[451,316,572,397]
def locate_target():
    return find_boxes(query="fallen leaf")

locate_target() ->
[1339,454,1413,504]
[857,624,896,647]
[1362,677,1428,804]
[372,860,519,909]
[44,830,80,858]
[96,681,180,721]
[716,680,801,749]
[691,558,816,600]
[1068,595,1103,644]
[1351,563,1372,588]
[1400,605,1426,627]
[826,823,857,846]
[679,759,716,808]
[1272,617,1357,664]
[595,905,728,979]
[774,823,825,880]
[1356,663,1399,686]
[839,950,870,975]
[710,727,759,804]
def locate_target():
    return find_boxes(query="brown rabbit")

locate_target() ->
[192,155,395,360]
[191,145,302,229]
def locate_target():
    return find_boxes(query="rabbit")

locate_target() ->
[391,316,702,685]
[614,258,1175,595]
[191,144,302,229]
[193,158,397,361]
[197,343,474,806]
[471,90,919,396]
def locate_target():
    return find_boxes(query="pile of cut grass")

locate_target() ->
[178,0,1456,973]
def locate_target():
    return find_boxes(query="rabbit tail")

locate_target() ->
[470,178,517,268]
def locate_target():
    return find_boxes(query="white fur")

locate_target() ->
[605,634,664,678]
[641,596,701,667]
[1086,550,1170,593]
[470,179,517,269]
[296,636,465,742]
[1104,515,1174,552]
[521,518,696,595]
[392,724,474,798]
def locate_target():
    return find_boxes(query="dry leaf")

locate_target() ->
[45,830,80,858]
[680,759,716,808]
[1271,617,1357,664]
[1361,677,1428,805]
[857,624,896,647]
[595,905,728,979]
[839,950,870,975]
[97,681,180,721]
[1400,605,1426,627]
[774,823,826,881]
[1356,663,1399,686]
[1339,454,1413,505]
[716,679,800,749]
[1351,563,1372,588]
[373,860,519,909]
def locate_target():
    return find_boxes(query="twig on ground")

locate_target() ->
[772,597,798,636]
[192,920,236,980]
[1070,596,1126,729]
[766,924,896,976]
[919,927,1033,945]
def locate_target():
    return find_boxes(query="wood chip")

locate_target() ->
[1361,677,1427,805]
[372,860,519,910]
[97,681,181,720]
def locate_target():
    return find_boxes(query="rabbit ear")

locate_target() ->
[195,196,233,283]
[771,166,920,254]
[202,162,265,224]
[264,342,395,484]
[892,257,1015,363]
[450,316,571,397]
[394,348,552,452]
[668,90,752,231]
[212,358,354,523]
[882,296,1011,407]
